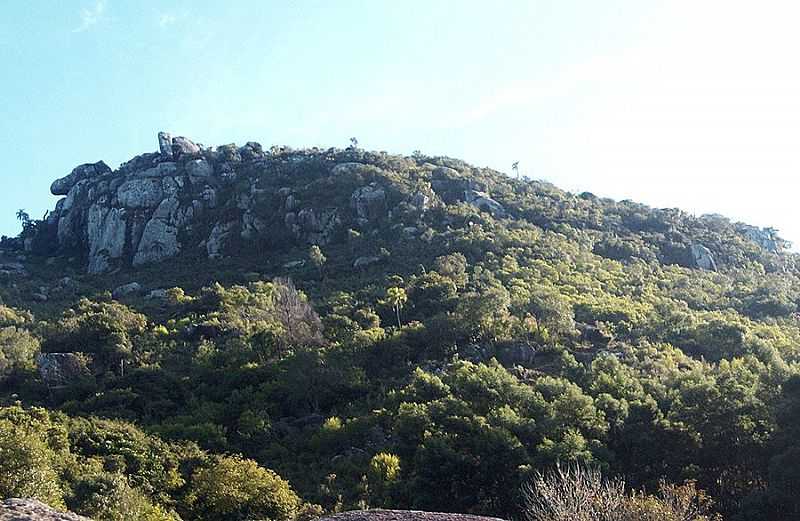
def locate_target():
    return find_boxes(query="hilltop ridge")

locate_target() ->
[6,131,793,283]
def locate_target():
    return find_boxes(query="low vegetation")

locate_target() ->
[2,145,800,520]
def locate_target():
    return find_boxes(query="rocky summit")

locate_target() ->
[32,132,459,275]
[26,131,790,282]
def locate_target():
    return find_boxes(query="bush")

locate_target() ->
[186,455,301,521]
[522,464,720,521]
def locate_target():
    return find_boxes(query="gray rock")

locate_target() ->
[409,191,432,211]
[207,221,235,258]
[0,498,92,521]
[134,162,177,178]
[332,162,368,175]
[283,260,306,269]
[158,131,173,157]
[186,158,214,178]
[133,217,180,265]
[87,206,126,274]
[465,190,506,218]
[351,185,387,221]
[240,141,264,161]
[353,255,381,268]
[498,343,537,367]
[50,161,110,196]
[241,211,266,239]
[285,194,300,211]
[172,136,201,157]
[202,186,218,208]
[146,288,168,300]
[294,208,341,245]
[36,353,89,387]
[112,282,142,299]
[690,243,717,271]
[218,143,241,162]
[117,178,164,208]
[741,226,782,253]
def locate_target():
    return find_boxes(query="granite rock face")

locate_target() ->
[33,132,496,273]
[320,510,507,521]
[50,161,111,196]
[0,499,92,521]
[691,243,717,271]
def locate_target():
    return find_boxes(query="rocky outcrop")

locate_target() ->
[465,190,506,218]
[740,225,784,253]
[50,161,111,196]
[0,499,91,521]
[351,184,387,222]
[33,132,483,273]
[497,343,536,367]
[320,510,506,521]
[286,208,341,245]
[207,221,235,259]
[353,255,381,268]
[690,243,717,271]
[40,133,254,273]
[37,353,89,386]
[112,282,141,299]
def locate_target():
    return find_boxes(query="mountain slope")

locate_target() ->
[1,133,800,520]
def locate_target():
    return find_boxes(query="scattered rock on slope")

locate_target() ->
[319,510,506,521]
[0,498,91,521]
[690,243,717,271]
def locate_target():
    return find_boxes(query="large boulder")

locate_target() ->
[50,161,111,196]
[36,353,89,387]
[465,190,506,218]
[0,498,92,521]
[293,208,341,245]
[319,510,506,521]
[112,281,142,299]
[158,131,173,157]
[741,225,782,253]
[497,343,536,367]
[116,178,165,208]
[207,221,236,258]
[172,136,201,157]
[186,158,214,178]
[351,184,387,221]
[690,243,717,271]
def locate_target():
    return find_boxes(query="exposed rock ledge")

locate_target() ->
[321,509,507,521]
[0,499,91,521]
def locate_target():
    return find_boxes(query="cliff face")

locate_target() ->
[35,132,458,274]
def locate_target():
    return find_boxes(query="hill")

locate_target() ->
[1,133,800,520]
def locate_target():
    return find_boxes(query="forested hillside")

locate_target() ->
[1,135,800,520]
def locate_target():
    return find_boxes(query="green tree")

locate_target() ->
[385,287,407,327]
[71,473,177,521]
[0,326,39,378]
[186,455,301,521]
[0,418,64,509]
[309,245,327,279]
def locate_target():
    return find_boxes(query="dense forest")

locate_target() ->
[2,138,800,520]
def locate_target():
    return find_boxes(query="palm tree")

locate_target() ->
[386,287,407,327]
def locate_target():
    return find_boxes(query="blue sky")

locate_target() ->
[2,1,799,245]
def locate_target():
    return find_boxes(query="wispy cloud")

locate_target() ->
[73,0,107,33]
[155,7,191,30]
[157,12,177,29]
